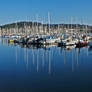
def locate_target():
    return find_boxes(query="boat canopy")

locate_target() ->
[46,36,57,39]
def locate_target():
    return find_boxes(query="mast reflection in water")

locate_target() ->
[0,38,92,92]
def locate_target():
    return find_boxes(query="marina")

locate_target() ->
[1,19,92,48]
[0,0,92,91]
[0,19,92,92]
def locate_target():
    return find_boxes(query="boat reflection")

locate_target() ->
[15,44,91,73]
[88,46,92,55]
[14,44,56,74]
[2,38,91,74]
[64,45,76,52]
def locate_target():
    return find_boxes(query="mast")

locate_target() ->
[32,21,35,35]
[41,21,43,35]
[36,15,39,35]
[24,22,27,36]
[58,24,60,34]
[15,21,18,35]
[48,12,50,35]
[71,16,73,35]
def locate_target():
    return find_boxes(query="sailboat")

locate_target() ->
[40,13,61,45]
[58,17,78,46]
[76,24,88,47]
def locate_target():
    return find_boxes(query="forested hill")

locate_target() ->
[0,21,92,32]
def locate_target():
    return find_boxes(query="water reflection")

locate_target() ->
[1,38,92,92]
[14,46,89,74]
[1,38,92,74]
[88,46,92,54]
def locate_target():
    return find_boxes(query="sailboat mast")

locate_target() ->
[58,24,60,34]
[71,16,73,35]
[36,15,39,34]
[41,21,43,35]
[48,12,50,35]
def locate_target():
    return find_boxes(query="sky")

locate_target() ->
[0,0,92,25]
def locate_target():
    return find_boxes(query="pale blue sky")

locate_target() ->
[0,0,92,25]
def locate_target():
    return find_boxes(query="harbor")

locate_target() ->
[1,20,92,48]
[0,0,92,91]
[0,18,92,92]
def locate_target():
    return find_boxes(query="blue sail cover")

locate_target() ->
[46,36,51,39]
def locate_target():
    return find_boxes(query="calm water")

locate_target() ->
[0,39,92,92]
